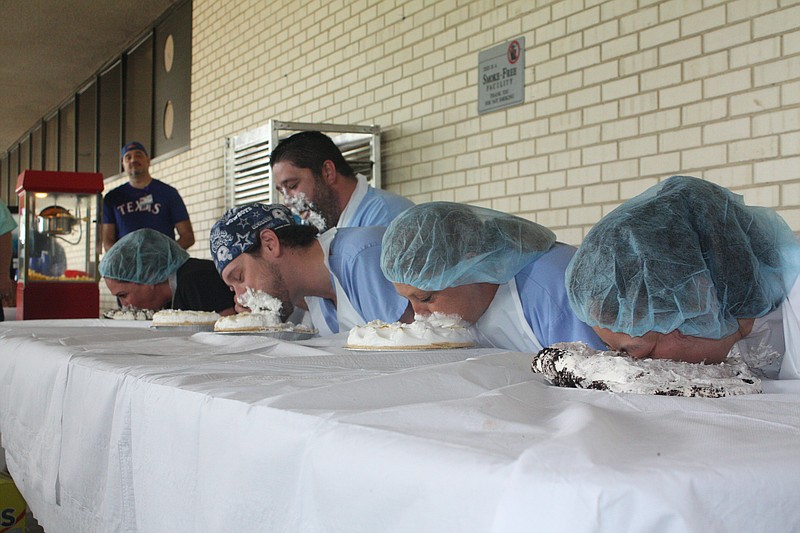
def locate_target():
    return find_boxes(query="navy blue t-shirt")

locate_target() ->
[102,179,190,241]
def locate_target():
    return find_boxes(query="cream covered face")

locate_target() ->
[214,287,315,333]
[237,287,283,316]
[281,191,327,231]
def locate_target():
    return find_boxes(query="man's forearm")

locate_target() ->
[175,220,195,250]
[102,223,117,252]
[177,233,195,250]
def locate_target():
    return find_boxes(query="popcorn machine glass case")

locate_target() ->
[16,170,104,319]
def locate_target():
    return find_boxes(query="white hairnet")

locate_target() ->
[566,176,800,339]
[381,202,556,290]
[100,228,189,284]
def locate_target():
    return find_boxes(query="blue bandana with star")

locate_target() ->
[210,203,298,273]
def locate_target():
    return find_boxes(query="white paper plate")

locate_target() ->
[150,324,216,332]
[214,328,318,341]
[344,343,476,352]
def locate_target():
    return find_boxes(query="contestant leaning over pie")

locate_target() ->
[209,203,413,335]
[566,175,800,378]
[100,228,235,315]
[270,131,413,231]
[380,202,604,352]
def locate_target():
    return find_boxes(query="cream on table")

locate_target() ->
[1,319,800,533]
[345,313,476,350]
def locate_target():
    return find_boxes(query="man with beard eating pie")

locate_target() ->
[210,203,413,335]
[269,131,413,232]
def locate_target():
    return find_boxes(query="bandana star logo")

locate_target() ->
[232,232,254,253]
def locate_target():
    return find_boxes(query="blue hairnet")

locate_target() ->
[566,175,800,339]
[381,202,557,290]
[100,228,189,284]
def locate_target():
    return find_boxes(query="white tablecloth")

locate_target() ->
[1,319,800,532]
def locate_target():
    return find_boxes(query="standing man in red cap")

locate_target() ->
[102,141,195,252]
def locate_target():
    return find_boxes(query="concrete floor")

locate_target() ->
[27,516,46,533]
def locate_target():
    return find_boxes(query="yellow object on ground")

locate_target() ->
[0,472,26,532]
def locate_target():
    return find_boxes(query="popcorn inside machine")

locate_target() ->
[15,170,104,319]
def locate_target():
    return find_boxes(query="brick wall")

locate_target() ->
[147,0,800,253]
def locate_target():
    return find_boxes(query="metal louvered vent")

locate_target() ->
[224,120,381,209]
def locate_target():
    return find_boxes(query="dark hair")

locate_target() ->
[245,225,320,256]
[269,131,355,179]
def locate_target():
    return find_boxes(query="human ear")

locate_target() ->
[259,229,282,256]
[321,160,337,185]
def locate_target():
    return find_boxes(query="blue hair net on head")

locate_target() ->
[381,202,557,290]
[566,175,800,339]
[100,228,189,284]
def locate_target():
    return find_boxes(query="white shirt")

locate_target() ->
[730,275,800,379]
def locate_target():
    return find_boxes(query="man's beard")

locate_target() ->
[266,263,294,322]
[126,167,146,179]
[282,177,340,231]
[282,192,327,231]
[310,178,341,228]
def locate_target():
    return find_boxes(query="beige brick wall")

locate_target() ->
[144,0,800,256]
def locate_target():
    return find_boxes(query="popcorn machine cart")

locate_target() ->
[15,170,104,319]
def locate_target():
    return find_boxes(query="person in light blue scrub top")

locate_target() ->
[307,225,413,335]
[270,130,413,232]
[381,202,604,353]
[211,203,413,335]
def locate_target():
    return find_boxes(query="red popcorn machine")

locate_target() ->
[15,170,104,319]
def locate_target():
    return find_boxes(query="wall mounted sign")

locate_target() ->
[478,37,525,114]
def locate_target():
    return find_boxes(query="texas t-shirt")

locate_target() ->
[102,179,189,240]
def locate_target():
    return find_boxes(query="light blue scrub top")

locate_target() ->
[344,186,414,228]
[316,226,409,334]
[516,243,605,350]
